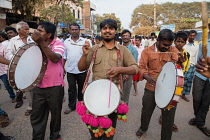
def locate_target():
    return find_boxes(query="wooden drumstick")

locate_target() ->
[200,1,210,78]
[201,1,208,62]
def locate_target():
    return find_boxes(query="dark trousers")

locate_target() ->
[0,74,15,99]
[192,76,210,127]
[121,75,133,105]
[16,91,23,102]
[138,89,176,140]
[67,72,86,110]
[30,86,64,140]
[89,112,118,140]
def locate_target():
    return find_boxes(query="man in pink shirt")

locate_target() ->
[31,21,65,140]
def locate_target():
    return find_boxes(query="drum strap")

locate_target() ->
[82,45,100,93]
[116,50,123,93]
[82,46,123,94]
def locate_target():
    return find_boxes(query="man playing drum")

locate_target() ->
[136,29,185,140]
[30,21,65,140]
[78,19,138,140]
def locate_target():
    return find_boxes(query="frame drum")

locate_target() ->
[155,62,177,109]
[84,79,120,116]
[8,43,47,92]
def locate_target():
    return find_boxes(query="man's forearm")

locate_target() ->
[39,41,61,63]
[119,66,137,75]
[78,54,88,71]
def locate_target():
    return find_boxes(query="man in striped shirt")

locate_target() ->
[31,21,65,140]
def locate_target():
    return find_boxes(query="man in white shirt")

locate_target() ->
[148,33,156,47]
[6,21,34,116]
[182,30,199,102]
[63,23,92,114]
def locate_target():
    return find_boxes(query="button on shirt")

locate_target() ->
[183,42,199,65]
[63,36,92,74]
[195,37,210,81]
[6,35,34,60]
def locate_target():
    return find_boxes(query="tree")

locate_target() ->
[130,2,210,32]
[39,3,76,26]
[7,0,81,22]
[9,0,46,20]
[95,13,122,33]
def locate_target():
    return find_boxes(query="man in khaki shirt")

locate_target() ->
[78,19,138,140]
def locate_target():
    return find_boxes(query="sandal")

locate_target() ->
[0,112,9,128]
[197,126,210,137]
[25,110,32,116]
[64,108,74,114]
[173,124,178,132]
[15,101,23,109]
[189,118,196,125]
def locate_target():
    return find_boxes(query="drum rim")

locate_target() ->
[83,79,120,116]
[155,61,177,109]
[8,43,48,92]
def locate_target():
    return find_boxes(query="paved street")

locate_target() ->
[0,79,209,140]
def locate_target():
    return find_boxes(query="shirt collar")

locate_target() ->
[69,36,83,43]
[98,41,120,50]
[49,39,56,47]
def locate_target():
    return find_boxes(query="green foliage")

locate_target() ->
[11,0,46,20]
[39,3,76,26]
[131,1,210,33]
[95,13,122,33]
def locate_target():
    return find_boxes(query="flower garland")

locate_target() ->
[76,101,129,137]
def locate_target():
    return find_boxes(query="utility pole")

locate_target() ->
[154,0,157,32]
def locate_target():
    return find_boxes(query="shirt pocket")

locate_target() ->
[148,55,158,70]
[93,56,102,72]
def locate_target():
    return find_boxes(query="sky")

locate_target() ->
[90,0,205,30]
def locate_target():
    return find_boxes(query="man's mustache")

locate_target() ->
[104,32,111,35]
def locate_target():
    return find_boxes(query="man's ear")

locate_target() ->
[47,33,52,39]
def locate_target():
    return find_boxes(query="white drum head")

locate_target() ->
[8,43,47,92]
[155,62,177,108]
[84,79,120,116]
[15,46,42,90]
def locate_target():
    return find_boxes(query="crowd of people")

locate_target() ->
[0,19,209,140]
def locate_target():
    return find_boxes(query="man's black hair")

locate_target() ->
[100,19,117,30]
[0,32,8,40]
[69,23,80,29]
[135,36,142,41]
[95,35,102,41]
[158,29,175,41]
[151,32,156,36]
[121,29,132,37]
[189,30,197,35]
[5,27,17,34]
[175,31,188,42]
[38,22,56,40]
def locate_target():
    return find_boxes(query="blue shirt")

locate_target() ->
[126,43,138,62]
[195,34,210,81]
